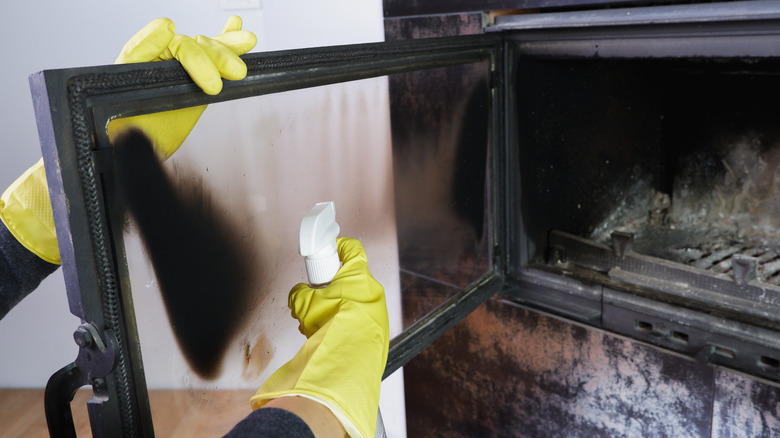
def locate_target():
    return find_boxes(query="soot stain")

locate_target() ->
[113,129,256,379]
[242,334,273,381]
[451,77,489,242]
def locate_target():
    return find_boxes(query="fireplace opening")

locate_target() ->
[504,44,780,381]
[515,56,780,284]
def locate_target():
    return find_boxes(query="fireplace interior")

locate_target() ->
[517,56,780,276]
[476,6,780,384]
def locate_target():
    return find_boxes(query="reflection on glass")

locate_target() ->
[389,62,493,328]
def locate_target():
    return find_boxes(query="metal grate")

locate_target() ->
[667,241,780,286]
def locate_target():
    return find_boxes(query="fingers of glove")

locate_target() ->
[167,35,223,95]
[193,35,247,81]
[287,238,386,337]
[288,282,341,337]
[288,283,311,325]
[288,238,370,308]
[336,237,369,267]
[221,15,243,34]
[115,18,175,64]
[290,238,384,305]
[210,31,257,55]
[331,237,385,303]
[214,15,257,55]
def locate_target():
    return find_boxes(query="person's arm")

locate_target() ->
[225,237,389,438]
[0,219,58,319]
[224,399,341,438]
[222,406,317,438]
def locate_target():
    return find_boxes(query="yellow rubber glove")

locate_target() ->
[108,16,257,160]
[1,17,256,265]
[0,159,58,264]
[251,238,390,438]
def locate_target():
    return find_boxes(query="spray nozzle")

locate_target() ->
[299,201,341,285]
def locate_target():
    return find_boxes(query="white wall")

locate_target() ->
[0,1,406,436]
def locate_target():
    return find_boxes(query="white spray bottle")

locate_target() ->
[299,201,341,286]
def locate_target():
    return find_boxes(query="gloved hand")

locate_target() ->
[1,17,256,265]
[108,15,257,160]
[251,238,390,438]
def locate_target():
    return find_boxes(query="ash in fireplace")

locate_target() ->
[589,131,780,284]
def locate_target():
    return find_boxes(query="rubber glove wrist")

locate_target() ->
[0,159,59,264]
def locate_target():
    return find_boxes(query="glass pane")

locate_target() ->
[114,76,403,432]
[388,61,493,328]
[108,58,494,433]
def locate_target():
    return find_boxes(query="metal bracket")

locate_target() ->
[732,255,759,286]
[45,323,117,438]
[610,231,634,259]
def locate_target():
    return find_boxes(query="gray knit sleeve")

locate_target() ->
[223,408,315,438]
[0,220,59,320]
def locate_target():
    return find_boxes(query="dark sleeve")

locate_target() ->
[0,220,59,320]
[223,408,315,438]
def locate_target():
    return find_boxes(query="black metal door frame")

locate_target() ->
[31,34,507,437]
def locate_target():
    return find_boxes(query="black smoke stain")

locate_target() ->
[112,129,255,379]
[451,77,489,241]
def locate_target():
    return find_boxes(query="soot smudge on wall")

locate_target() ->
[113,129,256,379]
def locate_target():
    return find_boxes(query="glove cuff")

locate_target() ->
[0,159,60,264]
